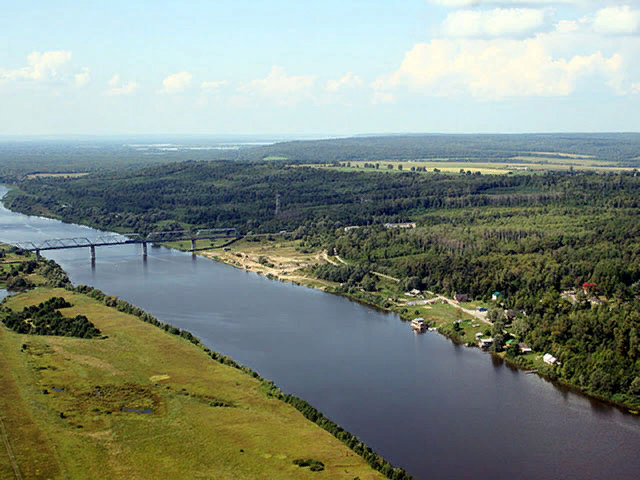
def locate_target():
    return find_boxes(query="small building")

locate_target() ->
[475,332,484,339]
[492,292,502,301]
[384,223,417,229]
[455,294,468,303]
[478,338,494,348]
[543,353,557,365]
[519,343,532,353]
[344,226,361,232]
[505,339,517,348]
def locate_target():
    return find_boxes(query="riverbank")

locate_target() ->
[0,276,391,478]
[198,239,640,415]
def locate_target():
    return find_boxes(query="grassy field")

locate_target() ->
[303,158,634,175]
[0,288,383,479]
[24,173,90,179]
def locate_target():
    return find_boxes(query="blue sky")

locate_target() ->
[1,0,639,135]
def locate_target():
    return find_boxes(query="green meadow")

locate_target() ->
[0,287,382,480]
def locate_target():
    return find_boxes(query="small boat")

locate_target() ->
[411,318,427,331]
[525,370,538,374]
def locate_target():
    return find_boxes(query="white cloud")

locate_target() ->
[326,72,363,92]
[159,71,192,94]
[593,6,640,35]
[201,80,228,91]
[74,67,90,87]
[442,8,550,38]
[1,50,72,83]
[372,91,396,104]
[554,19,580,34]
[430,0,592,6]
[104,74,139,96]
[374,37,625,100]
[632,82,640,93]
[239,66,315,105]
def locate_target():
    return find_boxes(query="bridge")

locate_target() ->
[14,228,241,262]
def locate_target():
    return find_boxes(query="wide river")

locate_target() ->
[1,186,639,479]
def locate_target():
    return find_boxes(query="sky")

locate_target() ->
[1,0,639,135]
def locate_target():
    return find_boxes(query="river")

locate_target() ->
[1,185,639,480]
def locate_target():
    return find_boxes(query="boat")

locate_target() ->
[411,318,427,331]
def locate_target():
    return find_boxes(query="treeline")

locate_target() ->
[225,133,640,164]
[1,297,101,338]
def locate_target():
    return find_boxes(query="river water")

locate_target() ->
[1,185,639,480]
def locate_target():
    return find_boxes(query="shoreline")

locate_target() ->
[199,246,640,416]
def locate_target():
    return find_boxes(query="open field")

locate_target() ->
[302,160,634,175]
[525,152,595,159]
[0,287,382,479]
[25,173,90,179]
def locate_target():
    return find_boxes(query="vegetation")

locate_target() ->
[0,285,390,479]
[1,296,102,338]
[4,134,640,414]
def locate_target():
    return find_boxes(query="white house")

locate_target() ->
[543,353,557,365]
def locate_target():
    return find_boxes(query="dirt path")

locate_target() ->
[432,295,491,324]
[371,271,400,283]
[334,254,347,265]
[0,414,22,480]
[319,251,338,266]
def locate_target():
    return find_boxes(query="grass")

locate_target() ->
[25,173,90,179]
[0,288,383,479]
[302,159,634,174]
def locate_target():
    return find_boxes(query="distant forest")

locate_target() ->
[1,133,640,183]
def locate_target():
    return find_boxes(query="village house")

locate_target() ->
[519,343,532,353]
[384,222,417,229]
[492,291,502,301]
[478,338,494,348]
[543,353,558,365]
[404,288,421,297]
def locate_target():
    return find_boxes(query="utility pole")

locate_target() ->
[275,193,281,216]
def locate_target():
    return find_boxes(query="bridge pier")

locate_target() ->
[90,245,96,262]
[35,249,40,261]
[191,239,197,251]
[142,242,148,257]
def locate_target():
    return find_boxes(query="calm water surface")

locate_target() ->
[1,186,639,479]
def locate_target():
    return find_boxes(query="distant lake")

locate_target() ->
[2,185,639,480]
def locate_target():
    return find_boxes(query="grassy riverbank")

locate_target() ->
[0,269,385,479]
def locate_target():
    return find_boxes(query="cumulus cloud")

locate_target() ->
[104,74,139,96]
[593,6,640,35]
[441,8,550,38]
[326,72,363,92]
[632,82,640,94]
[1,50,72,83]
[373,37,625,100]
[201,80,228,91]
[159,71,192,94]
[74,67,90,87]
[239,66,315,105]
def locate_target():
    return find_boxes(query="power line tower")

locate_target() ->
[275,193,281,216]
